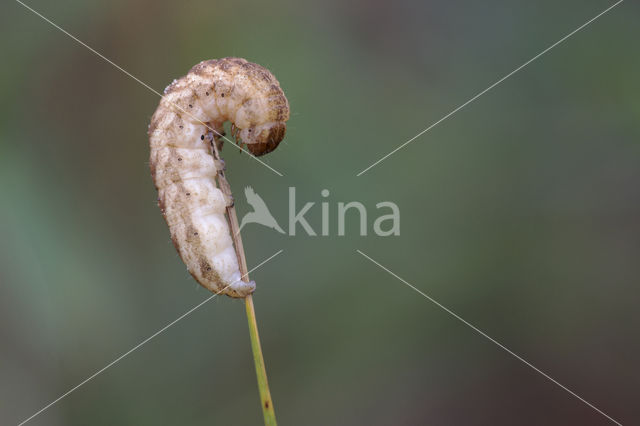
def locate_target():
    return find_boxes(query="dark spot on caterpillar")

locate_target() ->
[189,104,193,108]
[248,129,252,132]
[201,135,205,140]
[205,91,209,96]
[186,192,191,196]
[179,125,183,129]
[198,258,215,278]
[265,401,270,409]
[221,93,225,97]
[194,232,198,236]
[177,157,182,161]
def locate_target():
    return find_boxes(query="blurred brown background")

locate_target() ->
[1,0,638,425]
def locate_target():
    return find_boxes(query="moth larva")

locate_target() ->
[148,57,289,298]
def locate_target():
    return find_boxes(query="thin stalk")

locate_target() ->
[211,140,277,426]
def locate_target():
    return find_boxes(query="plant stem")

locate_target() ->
[244,294,277,425]
[228,198,277,426]
[211,140,277,426]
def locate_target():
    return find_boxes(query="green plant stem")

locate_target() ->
[211,140,277,426]
[228,204,277,426]
[245,294,277,425]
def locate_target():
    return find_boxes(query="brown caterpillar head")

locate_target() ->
[238,122,287,156]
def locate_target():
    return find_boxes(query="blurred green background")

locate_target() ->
[1,0,638,424]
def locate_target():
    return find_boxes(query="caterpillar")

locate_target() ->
[148,57,290,298]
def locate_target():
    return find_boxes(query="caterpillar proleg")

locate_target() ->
[148,57,289,298]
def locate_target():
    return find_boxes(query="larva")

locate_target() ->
[148,57,289,298]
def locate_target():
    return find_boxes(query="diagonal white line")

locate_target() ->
[17,249,284,426]
[356,0,624,176]
[14,0,284,177]
[356,249,623,426]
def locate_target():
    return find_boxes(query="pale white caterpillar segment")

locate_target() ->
[149,57,289,298]
[149,111,208,151]
[150,148,215,184]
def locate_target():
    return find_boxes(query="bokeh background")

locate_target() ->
[1,0,639,424]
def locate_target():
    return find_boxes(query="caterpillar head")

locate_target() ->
[237,122,287,156]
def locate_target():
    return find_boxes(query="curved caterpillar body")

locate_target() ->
[148,57,289,298]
